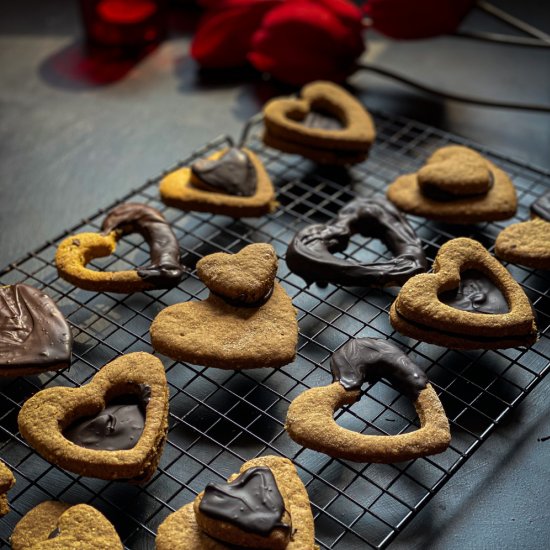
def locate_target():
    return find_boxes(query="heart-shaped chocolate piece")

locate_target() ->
[197,243,278,305]
[390,238,538,349]
[0,284,72,376]
[387,145,517,223]
[160,147,278,217]
[263,81,376,165]
[0,460,15,517]
[286,338,450,463]
[18,352,169,482]
[156,456,317,550]
[11,501,122,550]
[55,203,186,293]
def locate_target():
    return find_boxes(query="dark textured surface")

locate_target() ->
[0,1,549,549]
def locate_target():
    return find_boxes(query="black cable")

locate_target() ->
[356,62,550,114]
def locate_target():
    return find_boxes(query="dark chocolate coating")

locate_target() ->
[0,284,72,371]
[439,270,509,314]
[530,190,550,221]
[191,147,257,197]
[199,467,291,537]
[331,338,428,398]
[286,197,428,287]
[101,203,185,288]
[63,385,150,451]
[421,171,494,201]
[302,110,344,130]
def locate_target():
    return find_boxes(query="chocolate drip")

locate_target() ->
[191,148,257,197]
[63,384,150,451]
[101,203,185,288]
[302,110,344,130]
[331,338,428,398]
[439,270,509,314]
[0,284,72,371]
[421,171,494,201]
[530,190,550,222]
[199,467,291,537]
[286,197,427,287]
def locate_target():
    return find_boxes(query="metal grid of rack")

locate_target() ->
[0,111,549,549]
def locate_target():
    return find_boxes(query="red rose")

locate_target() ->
[364,0,475,39]
[248,0,365,85]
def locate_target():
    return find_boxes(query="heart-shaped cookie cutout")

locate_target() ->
[160,147,278,217]
[390,238,538,349]
[55,203,186,293]
[197,243,278,304]
[18,352,169,482]
[11,501,122,550]
[0,460,15,517]
[1,284,72,376]
[156,456,317,550]
[387,145,517,223]
[285,338,450,463]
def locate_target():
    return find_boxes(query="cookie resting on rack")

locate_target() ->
[0,460,15,517]
[285,338,451,463]
[156,455,318,550]
[150,243,298,370]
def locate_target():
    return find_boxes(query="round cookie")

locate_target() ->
[0,460,15,517]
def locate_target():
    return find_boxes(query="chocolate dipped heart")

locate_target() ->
[156,456,317,550]
[160,147,278,217]
[263,81,376,165]
[496,190,550,269]
[151,243,297,370]
[11,501,122,550]
[0,460,15,517]
[286,197,427,287]
[56,203,186,293]
[285,338,450,463]
[390,238,538,349]
[18,352,169,482]
[387,145,517,223]
[0,284,72,376]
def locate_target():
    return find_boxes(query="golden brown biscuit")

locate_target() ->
[390,238,538,349]
[55,203,186,293]
[151,244,298,369]
[263,81,376,165]
[11,501,122,550]
[0,460,15,517]
[18,352,169,482]
[387,145,517,223]
[285,338,450,463]
[156,456,318,550]
[160,147,278,217]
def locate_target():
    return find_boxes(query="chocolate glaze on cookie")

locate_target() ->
[530,191,550,222]
[0,284,72,371]
[331,338,428,398]
[101,203,185,288]
[286,197,427,287]
[191,148,257,197]
[63,384,150,451]
[439,270,509,314]
[199,467,291,537]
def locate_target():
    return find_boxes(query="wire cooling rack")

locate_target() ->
[0,111,549,549]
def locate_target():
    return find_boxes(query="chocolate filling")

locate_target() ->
[191,147,257,197]
[47,527,60,540]
[199,467,291,537]
[530,190,550,222]
[420,171,494,202]
[286,197,427,287]
[63,384,150,451]
[331,338,428,399]
[210,285,274,309]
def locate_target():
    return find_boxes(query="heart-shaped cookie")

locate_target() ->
[197,243,277,304]
[1,284,72,376]
[495,190,550,269]
[263,81,376,165]
[151,243,297,369]
[11,501,122,550]
[160,147,278,217]
[285,338,450,463]
[18,352,169,482]
[387,145,517,223]
[156,456,317,550]
[390,238,538,349]
[55,203,186,293]
[0,460,15,517]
